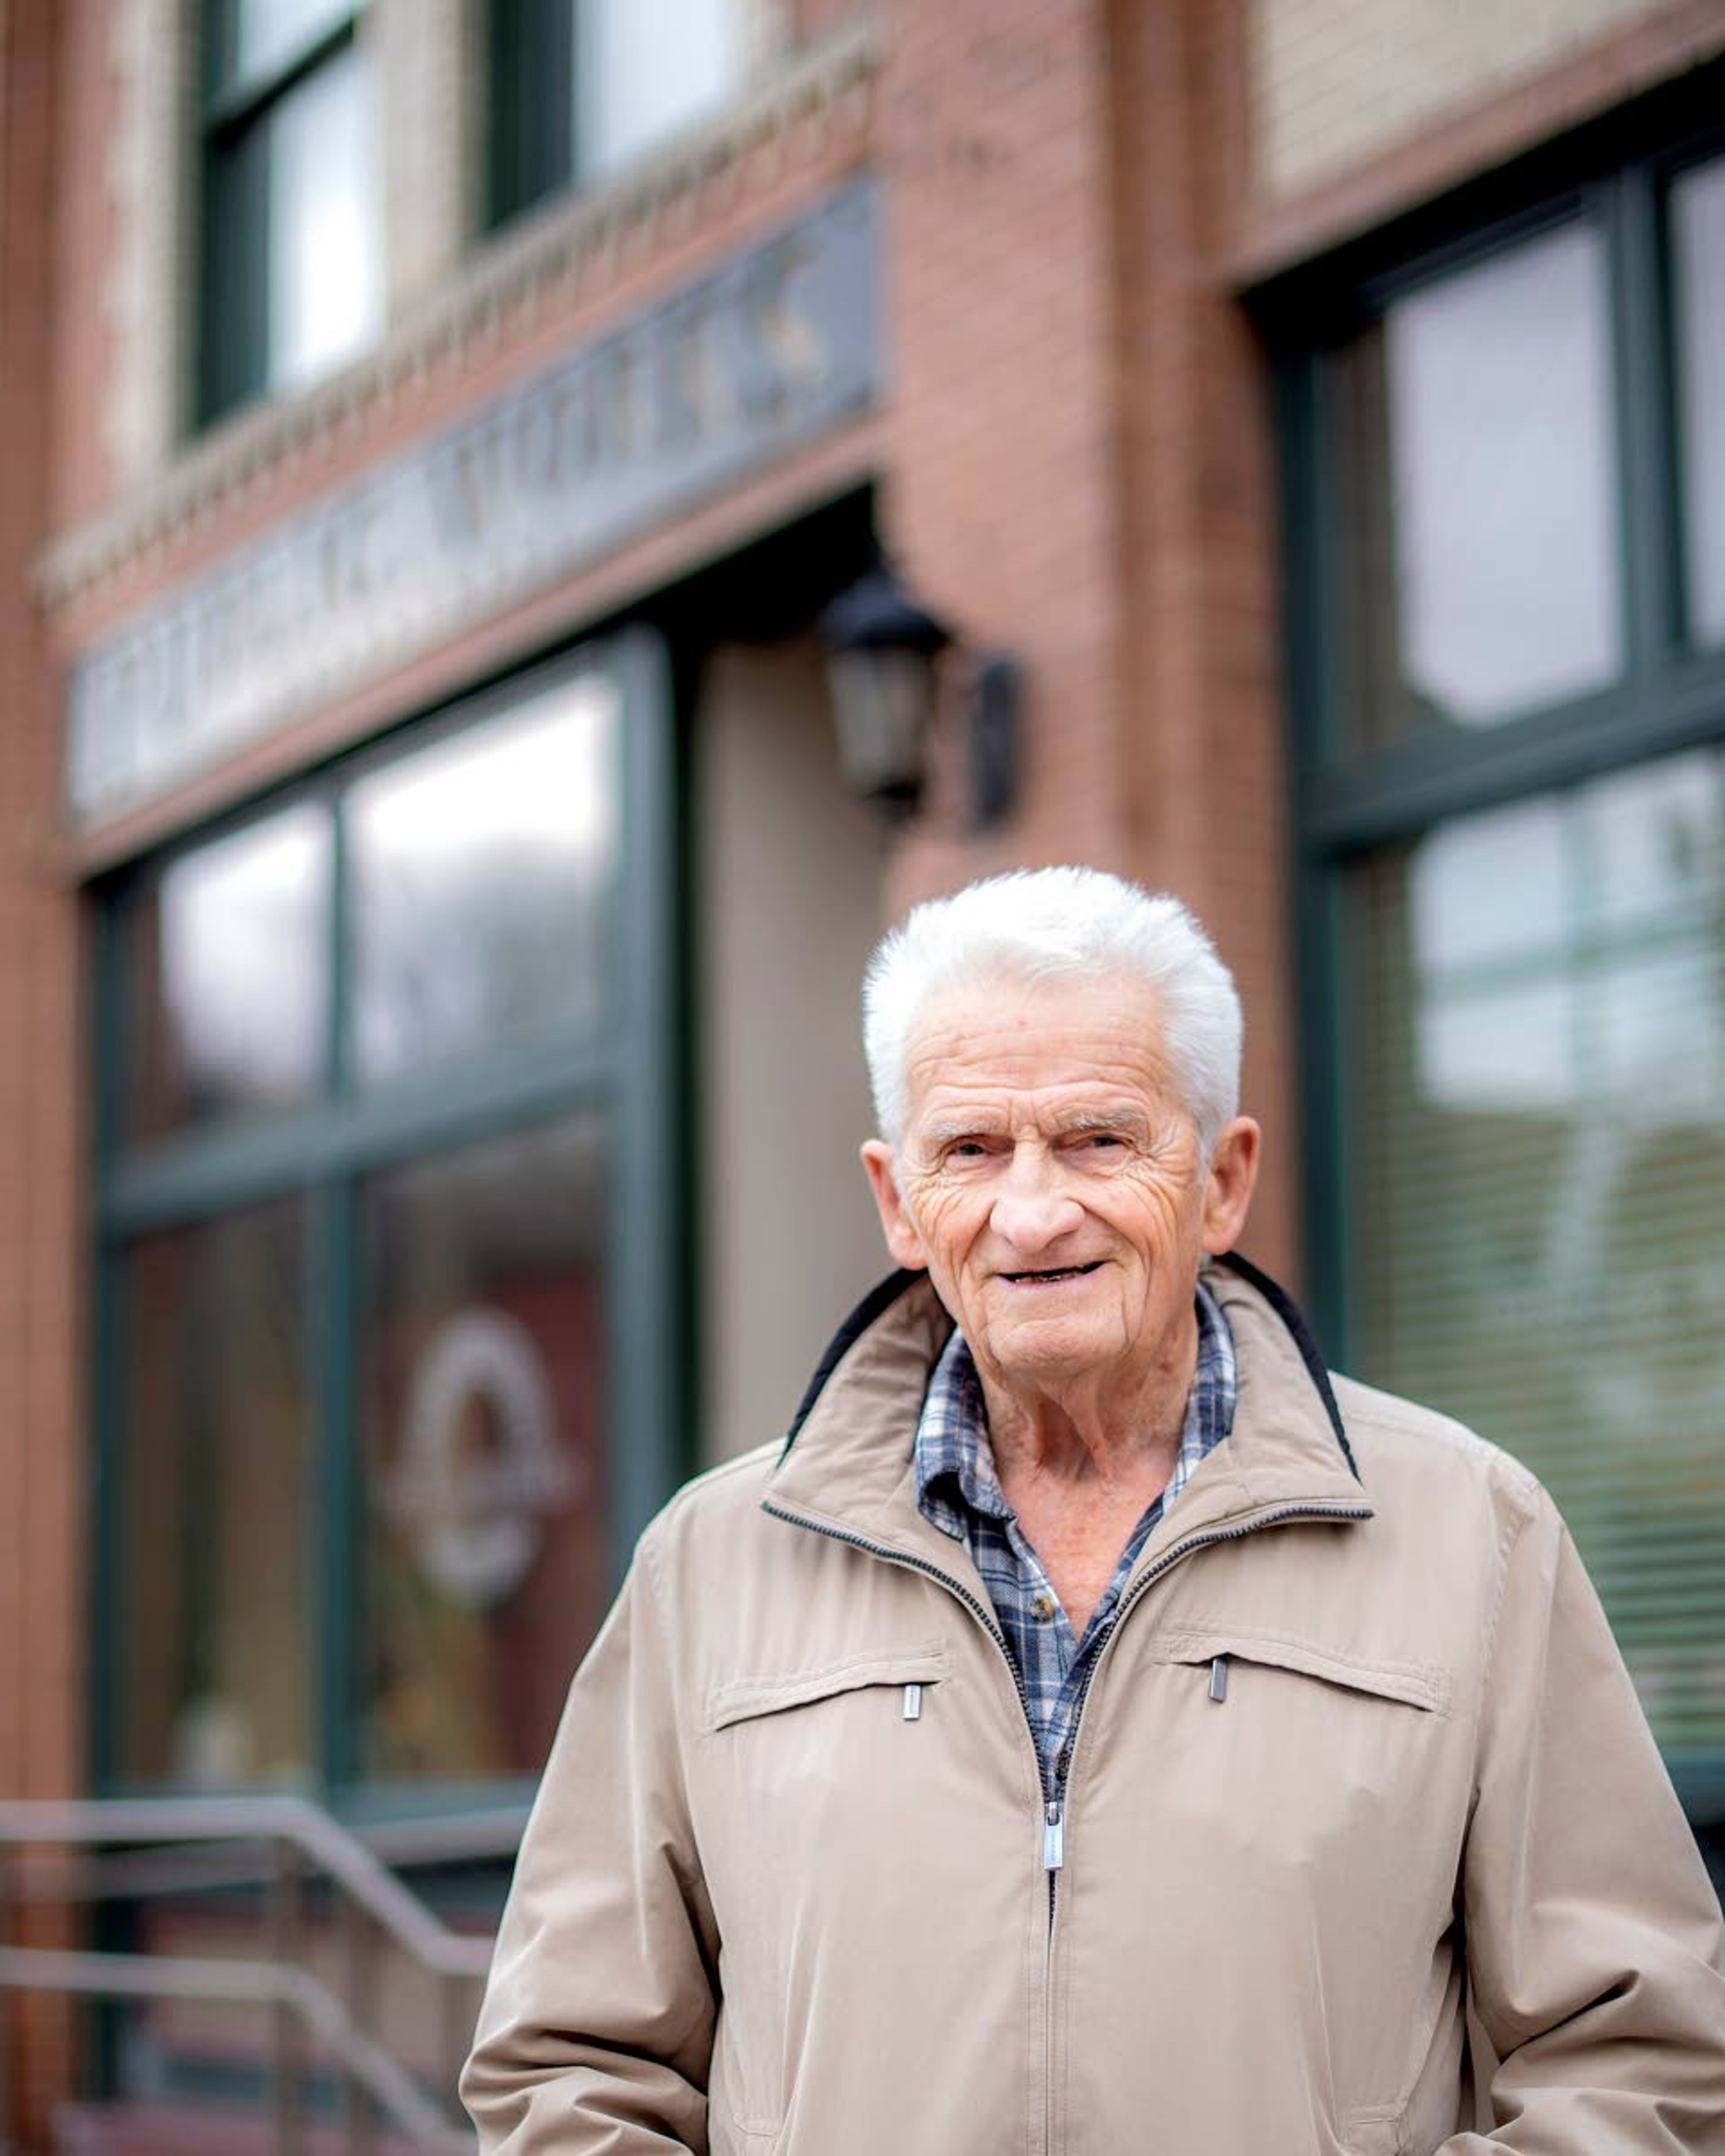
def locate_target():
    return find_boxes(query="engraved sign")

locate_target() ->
[67,181,879,824]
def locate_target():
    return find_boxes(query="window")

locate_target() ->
[198,0,384,424]
[1274,128,1725,1828]
[488,0,748,228]
[93,636,680,1799]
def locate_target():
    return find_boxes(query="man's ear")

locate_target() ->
[861,1140,929,1272]
[1200,1117,1261,1256]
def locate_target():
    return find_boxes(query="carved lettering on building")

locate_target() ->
[67,183,878,824]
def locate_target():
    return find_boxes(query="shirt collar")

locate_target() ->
[914,1278,1237,1542]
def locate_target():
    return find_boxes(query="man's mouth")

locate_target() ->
[1000,1261,1104,1286]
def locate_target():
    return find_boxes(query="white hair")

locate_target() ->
[863,867,1243,1155]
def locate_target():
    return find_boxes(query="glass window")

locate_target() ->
[1331,222,1621,752]
[116,1198,310,1786]
[358,1117,610,1781]
[123,803,330,1143]
[1344,748,1725,1765]
[348,675,618,1087]
[199,2,382,424]
[1673,157,1725,647]
[265,42,378,390]
[94,639,674,1800]
[1288,142,1725,1822]
[215,0,354,85]
[489,0,746,226]
[575,0,745,183]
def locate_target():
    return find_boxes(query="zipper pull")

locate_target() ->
[1208,1655,1229,1704]
[902,1683,922,1721]
[1043,1800,1064,1871]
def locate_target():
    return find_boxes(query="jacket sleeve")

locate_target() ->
[1441,1488,1725,2152]
[461,1531,720,2153]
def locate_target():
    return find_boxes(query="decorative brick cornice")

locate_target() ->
[38,16,878,613]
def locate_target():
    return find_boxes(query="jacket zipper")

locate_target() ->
[758,1499,1043,1745]
[1062,1500,1374,1771]
[761,1493,1371,2156]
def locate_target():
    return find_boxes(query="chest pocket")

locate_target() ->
[1139,1620,1452,1878]
[700,1641,958,1880]
[704,1645,953,1732]
[1147,1623,1450,1714]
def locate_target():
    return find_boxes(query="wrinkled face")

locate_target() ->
[862,973,1258,1401]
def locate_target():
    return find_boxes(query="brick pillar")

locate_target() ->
[102,0,198,489]
[1,0,89,2140]
[1106,0,1299,1280]
[876,0,1299,1279]
[378,0,478,313]
[878,0,1136,902]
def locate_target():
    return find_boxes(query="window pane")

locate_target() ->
[124,805,330,1143]
[348,674,618,1088]
[1345,747,1725,1766]
[574,0,744,182]
[1333,222,1621,751]
[358,1117,610,1781]
[1674,157,1725,648]
[267,41,382,390]
[117,1199,310,1785]
[215,0,354,92]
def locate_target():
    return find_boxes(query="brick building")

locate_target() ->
[0,0,1721,2143]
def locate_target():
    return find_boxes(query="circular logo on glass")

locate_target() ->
[385,1308,578,1609]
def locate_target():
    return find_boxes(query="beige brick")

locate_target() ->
[1249,0,1670,195]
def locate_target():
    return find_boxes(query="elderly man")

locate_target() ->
[464,868,1725,2154]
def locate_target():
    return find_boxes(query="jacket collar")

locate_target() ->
[765,1257,1370,1571]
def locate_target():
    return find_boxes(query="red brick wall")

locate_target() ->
[878,0,1299,1279]
[1,1,90,2137]
[48,0,124,530]
[1107,0,1297,1280]
[880,0,1133,889]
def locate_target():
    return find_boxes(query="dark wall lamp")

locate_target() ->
[817,567,1022,831]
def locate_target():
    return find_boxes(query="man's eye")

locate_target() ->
[1084,1133,1124,1150]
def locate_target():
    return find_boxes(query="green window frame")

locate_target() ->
[196,0,380,427]
[1265,93,1725,1829]
[88,630,683,1809]
[485,0,749,230]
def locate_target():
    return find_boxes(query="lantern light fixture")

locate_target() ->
[818,567,1022,831]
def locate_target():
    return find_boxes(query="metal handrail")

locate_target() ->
[0,1947,471,2155]
[5,1803,532,1912]
[0,1799,500,1978]
[0,1796,511,2154]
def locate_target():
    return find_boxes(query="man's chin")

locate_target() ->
[980,1315,1127,1388]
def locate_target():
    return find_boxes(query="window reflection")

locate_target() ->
[218,0,354,87]
[1335,222,1621,748]
[1673,157,1725,647]
[1348,747,1725,1758]
[348,675,618,1087]
[1408,795,1569,973]
[125,804,329,1142]
[574,0,745,183]
[118,1200,309,1785]
[267,42,382,391]
[1579,752,1720,929]
[359,1117,609,1781]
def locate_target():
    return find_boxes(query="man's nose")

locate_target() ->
[989,1151,1085,1252]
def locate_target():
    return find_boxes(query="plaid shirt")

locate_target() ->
[914,1279,1236,1796]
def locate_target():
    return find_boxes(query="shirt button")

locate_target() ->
[1032,1595,1056,1622]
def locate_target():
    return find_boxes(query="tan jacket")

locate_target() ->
[463,1260,1725,2154]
